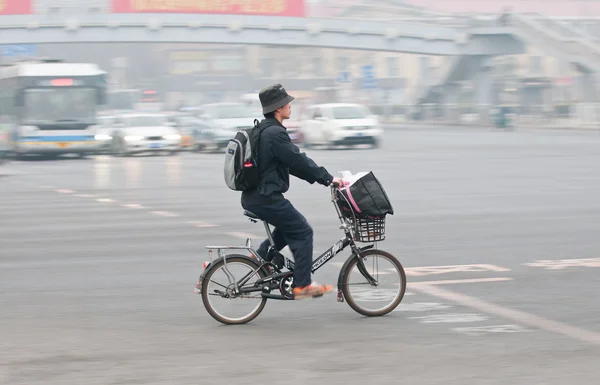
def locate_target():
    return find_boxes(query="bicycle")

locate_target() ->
[195,182,407,325]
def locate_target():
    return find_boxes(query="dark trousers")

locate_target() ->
[242,199,313,287]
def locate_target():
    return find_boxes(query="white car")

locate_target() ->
[196,102,261,149]
[300,103,382,148]
[109,113,181,156]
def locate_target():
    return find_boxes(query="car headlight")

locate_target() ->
[95,134,112,141]
[163,134,181,140]
[124,135,142,141]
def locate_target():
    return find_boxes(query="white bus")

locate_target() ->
[0,59,107,159]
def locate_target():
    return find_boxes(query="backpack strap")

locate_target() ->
[252,119,270,163]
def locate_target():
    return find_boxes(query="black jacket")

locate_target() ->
[241,118,333,206]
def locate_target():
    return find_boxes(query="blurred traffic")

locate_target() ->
[0,59,391,161]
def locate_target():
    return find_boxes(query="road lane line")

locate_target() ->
[411,277,513,285]
[55,189,74,194]
[97,198,116,203]
[406,264,510,277]
[186,221,219,228]
[524,258,600,270]
[123,204,144,209]
[452,324,533,336]
[409,313,488,324]
[150,211,179,217]
[332,263,512,276]
[393,302,450,312]
[411,284,600,346]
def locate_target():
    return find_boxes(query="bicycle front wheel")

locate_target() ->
[341,249,406,317]
[201,255,267,325]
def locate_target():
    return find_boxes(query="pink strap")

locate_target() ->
[344,187,362,213]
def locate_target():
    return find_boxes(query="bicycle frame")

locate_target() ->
[201,185,379,298]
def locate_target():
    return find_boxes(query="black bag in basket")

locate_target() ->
[339,172,393,217]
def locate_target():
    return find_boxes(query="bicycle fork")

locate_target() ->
[336,245,379,303]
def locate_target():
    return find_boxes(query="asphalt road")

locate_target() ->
[2,125,600,384]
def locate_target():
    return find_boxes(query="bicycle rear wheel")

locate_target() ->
[201,255,267,325]
[340,249,406,317]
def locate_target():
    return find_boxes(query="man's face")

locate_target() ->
[277,103,292,120]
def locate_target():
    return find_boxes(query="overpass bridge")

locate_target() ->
[2,7,600,109]
[0,13,524,109]
[0,14,521,56]
[416,14,600,107]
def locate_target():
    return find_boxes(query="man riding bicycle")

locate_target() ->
[241,84,344,299]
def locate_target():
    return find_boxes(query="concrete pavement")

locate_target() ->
[2,126,600,384]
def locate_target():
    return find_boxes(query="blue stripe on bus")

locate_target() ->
[18,135,96,142]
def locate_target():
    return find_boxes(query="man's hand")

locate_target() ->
[331,177,345,187]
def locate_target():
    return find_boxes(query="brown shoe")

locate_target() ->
[293,283,334,299]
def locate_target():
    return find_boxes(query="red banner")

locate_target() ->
[112,0,305,17]
[0,0,32,15]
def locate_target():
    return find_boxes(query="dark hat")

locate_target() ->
[258,83,295,114]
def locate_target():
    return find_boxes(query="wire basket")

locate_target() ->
[347,215,386,242]
[335,189,387,242]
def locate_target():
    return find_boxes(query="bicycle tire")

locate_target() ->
[341,249,407,317]
[201,255,268,325]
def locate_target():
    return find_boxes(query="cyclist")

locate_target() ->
[242,83,344,299]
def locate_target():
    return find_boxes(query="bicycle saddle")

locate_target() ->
[243,210,261,220]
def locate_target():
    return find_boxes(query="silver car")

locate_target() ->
[109,113,181,156]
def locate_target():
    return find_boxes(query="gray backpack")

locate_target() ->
[224,119,264,191]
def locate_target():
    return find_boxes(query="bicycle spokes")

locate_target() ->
[345,254,404,313]
[205,261,264,320]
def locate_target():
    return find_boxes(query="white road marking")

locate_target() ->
[524,258,600,270]
[411,284,600,346]
[452,324,533,336]
[346,289,403,302]
[186,221,219,228]
[123,204,144,209]
[349,269,394,275]
[406,264,510,277]
[150,211,179,217]
[96,198,115,203]
[411,277,514,286]
[55,189,74,194]
[393,302,452,312]
[332,263,512,277]
[409,313,488,324]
